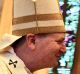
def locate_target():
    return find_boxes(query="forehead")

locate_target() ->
[47,33,65,40]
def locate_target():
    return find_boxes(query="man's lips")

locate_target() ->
[56,51,64,57]
[51,52,63,60]
[55,53,62,60]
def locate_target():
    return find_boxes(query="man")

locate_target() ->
[12,32,66,72]
[0,0,66,74]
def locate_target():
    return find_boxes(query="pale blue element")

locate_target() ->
[57,68,70,74]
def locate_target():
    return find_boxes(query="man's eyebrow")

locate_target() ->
[56,38,65,42]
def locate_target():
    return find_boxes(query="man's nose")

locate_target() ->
[60,44,66,53]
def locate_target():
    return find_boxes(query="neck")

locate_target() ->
[12,42,35,72]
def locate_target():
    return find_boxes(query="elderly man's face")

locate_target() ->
[14,33,66,71]
[33,33,66,68]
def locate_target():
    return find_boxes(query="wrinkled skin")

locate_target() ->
[14,33,66,72]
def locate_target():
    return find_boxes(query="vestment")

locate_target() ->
[0,46,32,74]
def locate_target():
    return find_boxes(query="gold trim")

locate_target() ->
[12,26,65,36]
[13,28,37,36]
[13,13,62,25]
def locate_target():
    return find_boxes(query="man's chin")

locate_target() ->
[52,59,59,68]
[53,62,58,68]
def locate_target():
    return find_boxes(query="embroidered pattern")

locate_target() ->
[9,59,18,68]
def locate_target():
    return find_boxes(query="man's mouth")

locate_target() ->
[55,54,62,60]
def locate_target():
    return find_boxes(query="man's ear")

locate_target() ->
[27,34,35,50]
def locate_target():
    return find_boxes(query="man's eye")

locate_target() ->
[56,41,64,44]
